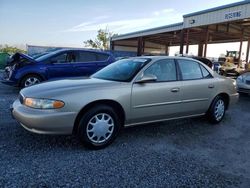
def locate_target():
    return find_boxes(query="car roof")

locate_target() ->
[131,56,202,61]
[52,48,111,55]
[129,56,214,74]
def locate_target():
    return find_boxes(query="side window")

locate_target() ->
[96,53,109,61]
[200,65,212,78]
[78,52,97,62]
[50,53,68,64]
[144,59,177,82]
[178,60,203,80]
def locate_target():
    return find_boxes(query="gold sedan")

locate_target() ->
[12,57,239,149]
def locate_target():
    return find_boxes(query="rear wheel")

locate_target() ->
[207,96,226,124]
[20,74,42,88]
[77,105,122,149]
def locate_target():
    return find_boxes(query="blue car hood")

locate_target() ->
[15,53,37,63]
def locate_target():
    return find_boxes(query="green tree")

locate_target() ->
[84,28,117,50]
[0,44,26,54]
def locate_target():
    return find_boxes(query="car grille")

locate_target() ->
[245,80,250,85]
[19,94,24,104]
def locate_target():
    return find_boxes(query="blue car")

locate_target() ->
[1,49,115,87]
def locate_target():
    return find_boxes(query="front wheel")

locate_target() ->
[20,74,42,88]
[207,96,226,124]
[77,105,122,149]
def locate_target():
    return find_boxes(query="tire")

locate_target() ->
[207,96,226,124]
[20,74,42,88]
[77,105,122,149]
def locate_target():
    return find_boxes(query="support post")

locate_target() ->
[246,39,250,63]
[216,24,219,32]
[198,43,203,57]
[165,43,169,55]
[137,37,143,56]
[142,40,145,54]
[238,31,243,63]
[204,27,209,58]
[226,23,230,32]
[110,41,114,51]
[179,30,184,55]
[185,29,189,54]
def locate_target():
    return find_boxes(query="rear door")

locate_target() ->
[176,59,215,115]
[73,51,103,77]
[95,53,111,70]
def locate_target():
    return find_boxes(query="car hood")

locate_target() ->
[8,52,37,66]
[21,78,124,98]
[13,53,37,63]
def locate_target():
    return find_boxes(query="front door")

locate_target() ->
[46,51,75,80]
[130,59,182,124]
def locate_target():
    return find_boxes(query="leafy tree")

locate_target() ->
[84,28,117,50]
[0,45,26,54]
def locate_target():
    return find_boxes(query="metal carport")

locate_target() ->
[111,1,250,62]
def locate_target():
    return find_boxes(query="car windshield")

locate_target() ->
[32,52,49,59]
[35,50,62,61]
[92,58,151,82]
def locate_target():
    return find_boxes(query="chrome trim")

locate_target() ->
[133,100,182,109]
[134,98,208,109]
[182,98,209,103]
[125,113,205,127]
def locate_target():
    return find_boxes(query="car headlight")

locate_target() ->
[232,79,236,86]
[24,98,65,109]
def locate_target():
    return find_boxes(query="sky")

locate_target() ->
[0,0,247,58]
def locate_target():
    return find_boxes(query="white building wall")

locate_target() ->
[184,3,250,28]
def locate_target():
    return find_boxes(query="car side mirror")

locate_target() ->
[136,74,157,83]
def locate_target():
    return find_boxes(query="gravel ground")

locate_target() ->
[1,80,250,187]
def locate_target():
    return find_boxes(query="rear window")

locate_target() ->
[78,52,97,62]
[178,59,203,80]
[96,53,109,61]
[200,65,212,78]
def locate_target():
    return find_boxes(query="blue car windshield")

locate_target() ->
[35,50,60,61]
[92,58,151,82]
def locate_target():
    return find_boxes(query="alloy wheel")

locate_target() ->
[24,77,40,87]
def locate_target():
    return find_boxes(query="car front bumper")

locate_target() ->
[0,68,18,86]
[12,99,77,135]
[229,93,239,106]
[0,77,17,86]
[237,83,250,94]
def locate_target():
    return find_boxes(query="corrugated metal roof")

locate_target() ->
[183,0,250,18]
[112,1,250,42]
[111,22,183,41]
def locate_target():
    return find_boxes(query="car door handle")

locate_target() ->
[171,88,180,92]
[208,84,214,88]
